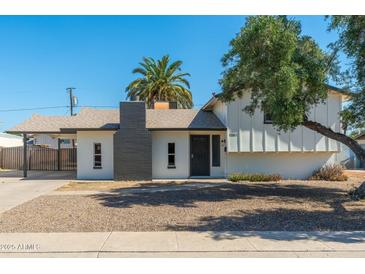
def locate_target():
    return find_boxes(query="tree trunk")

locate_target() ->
[303,120,365,166]
[303,120,365,200]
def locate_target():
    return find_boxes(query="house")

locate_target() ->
[355,134,365,168]
[345,133,365,169]
[7,86,346,180]
[31,134,75,149]
[0,133,23,147]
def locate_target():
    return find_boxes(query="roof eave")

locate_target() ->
[6,130,64,135]
[148,127,226,131]
[201,93,222,111]
[60,128,119,133]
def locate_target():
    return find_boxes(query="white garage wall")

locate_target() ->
[77,131,115,180]
[227,152,336,179]
[151,131,226,179]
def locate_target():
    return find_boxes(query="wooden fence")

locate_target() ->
[0,146,77,171]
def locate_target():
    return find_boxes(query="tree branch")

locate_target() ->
[303,120,365,165]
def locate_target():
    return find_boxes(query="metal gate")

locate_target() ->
[0,146,77,171]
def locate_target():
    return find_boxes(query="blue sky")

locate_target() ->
[0,16,339,132]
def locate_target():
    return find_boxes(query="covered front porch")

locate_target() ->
[151,130,227,179]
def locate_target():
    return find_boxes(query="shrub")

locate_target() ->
[348,182,365,200]
[228,173,282,182]
[309,164,348,181]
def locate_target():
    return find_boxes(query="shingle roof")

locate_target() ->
[7,108,226,133]
[7,108,120,133]
[146,109,226,130]
[355,133,365,140]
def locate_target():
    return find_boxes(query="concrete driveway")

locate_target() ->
[0,171,74,213]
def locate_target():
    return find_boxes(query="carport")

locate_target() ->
[2,131,77,178]
[5,108,120,178]
[4,112,78,178]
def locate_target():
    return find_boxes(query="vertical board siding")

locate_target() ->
[224,92,342,153]
[0,146,76,171]
[227,101,239,152]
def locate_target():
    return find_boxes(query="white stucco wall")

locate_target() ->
[223,91,343,153]
[77,131,115,180]
[213,100,227,126]
[152,131,226,179]
[227,152,336,179]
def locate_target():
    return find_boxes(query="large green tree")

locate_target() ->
[220,16,365,166]
[327,16,365,134]
[126,55,193,108]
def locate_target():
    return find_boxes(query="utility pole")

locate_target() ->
[66,87,76,116]
[66,87,77,148]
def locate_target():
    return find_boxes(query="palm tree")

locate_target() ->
[126,55,193,108]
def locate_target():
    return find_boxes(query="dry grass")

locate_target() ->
[58,181,142,191]
[57,180,200,191]
[0,176,364,232]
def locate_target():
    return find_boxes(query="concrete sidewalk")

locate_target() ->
[0,231,364,258]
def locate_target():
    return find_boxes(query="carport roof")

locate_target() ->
[7,107,226,134]
[7,108,120,134]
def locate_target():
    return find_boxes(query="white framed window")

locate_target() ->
[93,143,102,169]
[168,142,176,168]
[212,135,221,167]
[264,112,273,124]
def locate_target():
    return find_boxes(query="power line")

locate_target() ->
[0,104,205,112]
[0,105,118,112]
[75,105,118,108]
[0,106,69,112]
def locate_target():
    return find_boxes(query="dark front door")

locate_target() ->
[190,135,210,176]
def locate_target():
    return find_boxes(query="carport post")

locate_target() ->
[23,133,27,178]
[57,138,61,171]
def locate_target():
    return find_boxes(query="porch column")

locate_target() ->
[23,133,27,178]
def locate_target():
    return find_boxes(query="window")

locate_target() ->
[168,143,176,168]
[212,135,221,167]
[264,112,273,124]
[62,139,71,145]
[93,143,102,169]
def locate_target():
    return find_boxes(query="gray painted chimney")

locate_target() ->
[113,101,152,180]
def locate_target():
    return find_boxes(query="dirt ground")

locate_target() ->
[0,176,364,232]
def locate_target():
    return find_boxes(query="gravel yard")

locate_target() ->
[0,178,364,232]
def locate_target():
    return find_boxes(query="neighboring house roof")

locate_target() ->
[0,132,22,139]
[355,133,365,141]
[0,132,23,147]
[7,108,226,134]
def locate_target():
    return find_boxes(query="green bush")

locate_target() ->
[228,173,282,182]
[309,164,348,181]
